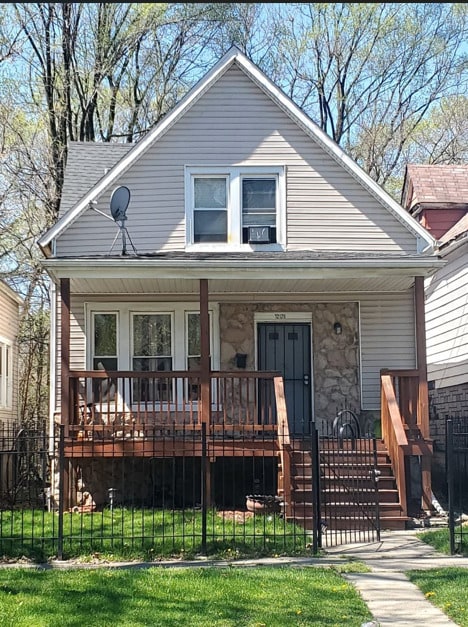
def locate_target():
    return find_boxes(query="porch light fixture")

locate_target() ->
[333,322,342,335]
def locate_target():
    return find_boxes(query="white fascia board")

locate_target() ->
[38,47,241,252]
[41,256,445,282]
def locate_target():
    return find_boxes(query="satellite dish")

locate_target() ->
[108,185,137,256]
[110,186,131,222]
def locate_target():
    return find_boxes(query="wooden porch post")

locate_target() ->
[415,276,429,438]
[60,278,71,511]
[199,279,212,506]
[60,278,71,433]
[415,275,432,511]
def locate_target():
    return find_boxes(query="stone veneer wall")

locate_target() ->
[219,302,361,429]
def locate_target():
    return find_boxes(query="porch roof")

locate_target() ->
[42,250,444,295]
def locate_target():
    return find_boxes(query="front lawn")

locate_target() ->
[0,566,373,626]
[0,508,311,562]
[417,528,468,556]
[408,567,468,627]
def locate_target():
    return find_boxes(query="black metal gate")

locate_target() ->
[318,433,381,547]
[447,418,468,554]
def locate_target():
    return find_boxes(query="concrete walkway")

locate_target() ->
[324,529,468,626]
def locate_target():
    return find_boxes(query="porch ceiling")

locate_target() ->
[67,275,417,295]
[42,251,444,295]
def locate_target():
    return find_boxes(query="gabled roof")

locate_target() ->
[38,46,435,255]
[0,279,23,306]
[403,164,468,211]
[60,142,131,216]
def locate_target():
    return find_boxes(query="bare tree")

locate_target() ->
[260,3,468,186]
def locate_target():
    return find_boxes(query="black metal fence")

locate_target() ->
[446,418,468,554]
[0,418,385,561]
[0,422,323,562]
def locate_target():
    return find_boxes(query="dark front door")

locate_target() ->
[258,322,312,435]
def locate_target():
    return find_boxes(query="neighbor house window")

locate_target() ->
[0,341,12,409]
[193,176,228,243]
[132,313,173,402]
[185,166,284,247]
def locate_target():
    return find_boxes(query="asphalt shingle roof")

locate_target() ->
[405,164,468,208]
[59,142,132,216]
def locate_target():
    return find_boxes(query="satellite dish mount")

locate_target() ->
[109,186,137,255]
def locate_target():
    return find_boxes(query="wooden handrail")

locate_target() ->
[69,370,281,379]
[381,374,408,518]
[274,376,292,519]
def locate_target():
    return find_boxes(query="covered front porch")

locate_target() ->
[50,254,437,522]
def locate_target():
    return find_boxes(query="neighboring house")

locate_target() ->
[402,164,468,486]
[38,47,442,526]
[0,279,21,427]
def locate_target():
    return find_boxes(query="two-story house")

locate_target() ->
[402,164,468,490]
[38,47,442,533]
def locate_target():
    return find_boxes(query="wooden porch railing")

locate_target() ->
[380,373,409,518]
[380,369,432,517]
[66,370,282,439]
[274,376,292,519]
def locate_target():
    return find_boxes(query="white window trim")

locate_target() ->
[0,337,13,409]
[86,302,220,370]
[184,165,286,251]
[91,311,120,369]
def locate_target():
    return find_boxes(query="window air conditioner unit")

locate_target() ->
[247,226,272,244]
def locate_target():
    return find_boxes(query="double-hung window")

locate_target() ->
[193,176,228,243]
[132,313,173,402]
[87,303,218,408]
[91,313,118,405]
[241,177,277,244]
[186,166,284,248]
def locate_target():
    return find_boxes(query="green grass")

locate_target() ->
[0,566,373,626]
[417,528,468,556]
[0,508,311,563]
[408,567,468,627]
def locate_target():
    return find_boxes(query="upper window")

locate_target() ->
[185,166,284,249]
[193,177,228,243]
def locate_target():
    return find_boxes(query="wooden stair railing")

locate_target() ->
[380,373,409,519]
[274,376,292,519]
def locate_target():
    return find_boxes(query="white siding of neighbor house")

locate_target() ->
[54,289,416,413]
[425,243,468,388]
[55,64,417,257]
[0,285,20,425]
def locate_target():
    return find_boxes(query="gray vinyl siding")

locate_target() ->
[56,64,417,256]
[359,291,416,409]
[54,289,416,414]
[425,244,468,388]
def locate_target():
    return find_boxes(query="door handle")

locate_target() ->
[303,374,310,386]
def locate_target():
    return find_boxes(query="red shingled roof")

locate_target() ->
[405,164,468,208]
